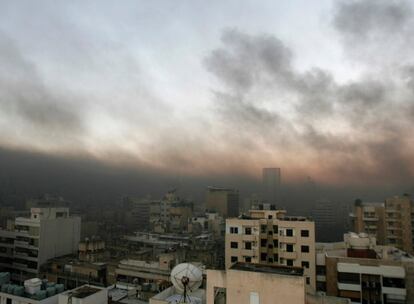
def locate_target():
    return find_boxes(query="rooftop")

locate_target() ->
[207,186,237,192]
[230,262,304,276]
[70,286,101,299]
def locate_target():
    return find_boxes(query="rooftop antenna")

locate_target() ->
[170,263,203,303]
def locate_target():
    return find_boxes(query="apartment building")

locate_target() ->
[316,232,414,304]
[206,187,239,218]
[225,206,316,290]
[149,189,193,233]
[0,207,81,282]
[351,195,414,253]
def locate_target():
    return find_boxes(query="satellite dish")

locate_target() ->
[170,263,202,302]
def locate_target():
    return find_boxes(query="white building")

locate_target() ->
[0,207,80,282]
[316,233,414,304]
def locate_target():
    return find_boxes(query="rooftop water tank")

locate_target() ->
[13,286,24,296]
[55,284,64,293]
[24,278,42,295]
[46,286,56,297]
[7,284,15,294]
[33,290,47,300]
[1,284,9,292]
[0,272,10,285]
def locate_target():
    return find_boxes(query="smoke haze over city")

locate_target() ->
[1,0,414,202]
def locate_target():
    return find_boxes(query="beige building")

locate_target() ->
[78,239,105,263]
[207,262,305,304]
[225,207,316,290]
[205,187,239,218]
[149,189,193,233]
[351,195,414,253]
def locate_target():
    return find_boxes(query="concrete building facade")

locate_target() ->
[351,195,414,253]
[0,207,81,282]
[225,207,316,290]
[316,233,414,304]
[207,262,305,304]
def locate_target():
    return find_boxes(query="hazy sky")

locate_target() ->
[1,0,414,187]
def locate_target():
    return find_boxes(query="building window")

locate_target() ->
[231,256,238,263]
[338,272,360,284]
[245,256,252,263]
[261,253,267,261]
[273,225,278,233]
[302,261,309,268]
[273,239,278,247]
[268,230,273,235]
[286,244,294,252]
[287,259,293,266]
[268,244,273,249]
[231,242,238,249]
[316,266,326,275]
[286,229,293,236]
[261,239,267,247]
[301,245,309,253]
[250,292,259,304]
[245,227,252,235]
[245,242,252,250]
[301,230,309,237]
[261,225,267,233]
[316,282,326,292]
[268,258,273,263]
[6,299,11,304]
[306,277,310,285]
[273,254,278,261]
[230,227,238,234]
[383,277,405,288]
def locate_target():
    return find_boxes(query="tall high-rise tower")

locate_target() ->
[262,168,281,204]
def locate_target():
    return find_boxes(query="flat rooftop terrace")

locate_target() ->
[71,286,102,298]
[230,262,304,276]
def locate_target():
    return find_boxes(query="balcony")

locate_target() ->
[386,226,402,230]
[241,249,255,256]
[382,287,406,296]
[279,235,297,243]
[386,209,400,213]
[14,240,29,247]
[362,217,378,222]
[241,234,257,242]
[14,241,38,250]
[14,252,38,262]
[316,275,326,282]
[337,282,361,292]
[279,251,297,259]
[386,217,399,222]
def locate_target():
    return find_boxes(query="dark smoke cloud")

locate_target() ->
[0,31,84,136]
[333,0,414,66]
[204,10,414,185]
[334,0,412,43]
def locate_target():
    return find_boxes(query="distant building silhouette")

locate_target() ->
[205,187,239,218]
[262,168,281,204]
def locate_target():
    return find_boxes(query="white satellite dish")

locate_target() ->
[170,263,203,302]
